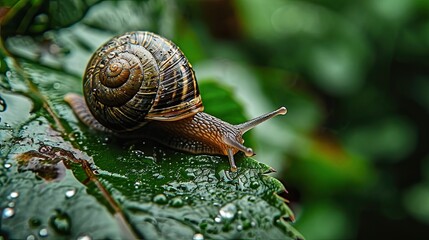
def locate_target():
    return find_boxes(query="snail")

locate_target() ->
[65,31,287,172]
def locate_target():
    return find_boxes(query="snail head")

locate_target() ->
[223,107,287,172]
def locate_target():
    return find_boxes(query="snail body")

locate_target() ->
[65,31,287,172]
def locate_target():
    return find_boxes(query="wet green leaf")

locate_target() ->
[0,55,301,239]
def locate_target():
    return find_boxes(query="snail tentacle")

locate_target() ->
[236,107,287,134]
[222,135,254,157]
[227,148,238,172]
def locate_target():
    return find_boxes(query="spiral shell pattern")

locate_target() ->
[83,31,203,131]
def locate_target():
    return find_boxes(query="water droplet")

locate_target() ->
[50,210,71,234]
[214,216,221,223]
[153,194,168,204]
[186,171,196,179]
[193,233,204,240]
[237,224,243,231]
[2,207,14,218]
[132,150,145,157]
[0,96,6,112]
[9,191,19,199]
[219,203,237,220]
[39,228,48,237]
[170,197,184,208]
[53,82,61,90]
[77,235,92,240]
[134,181,142,189]
[4,163,12,169]
[29,218,42,228]
[156,174,164,179]
[250,181,260,189]
[65,189,76,198]
[26,235,36,240]
[250,221,257,227]
[72,131,81,138]
[39,145,52,153]
[7,202,15,208]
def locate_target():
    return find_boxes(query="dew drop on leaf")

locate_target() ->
[29,218,42,228]
[38,228,48,237]
[250,181,260,189]
[169,197,184,208]
[192,233,204,240]
[153,173,164,179]
[77,235,92,240]
[50,210,71,234]
[251,221,257,227]
[134,180,142,188]
[9,191,19,199]
[219,203,237,220]
[153,194,168,204]
[65,189,76,198]
[186,171,196,179]
[53,82,61,90]
[0,95,6,112]
[26,235,36,240]
[2,207,14,218]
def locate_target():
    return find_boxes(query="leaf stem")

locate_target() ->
[0,35,65,133]
[80,159,138,239]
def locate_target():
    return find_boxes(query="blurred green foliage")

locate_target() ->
[1,0,429,239]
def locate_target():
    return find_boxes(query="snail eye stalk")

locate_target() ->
[236,107,287,134]
[223,107,287,172]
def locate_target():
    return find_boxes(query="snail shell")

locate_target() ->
[84,31,203,132]
[65,31,287,172]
